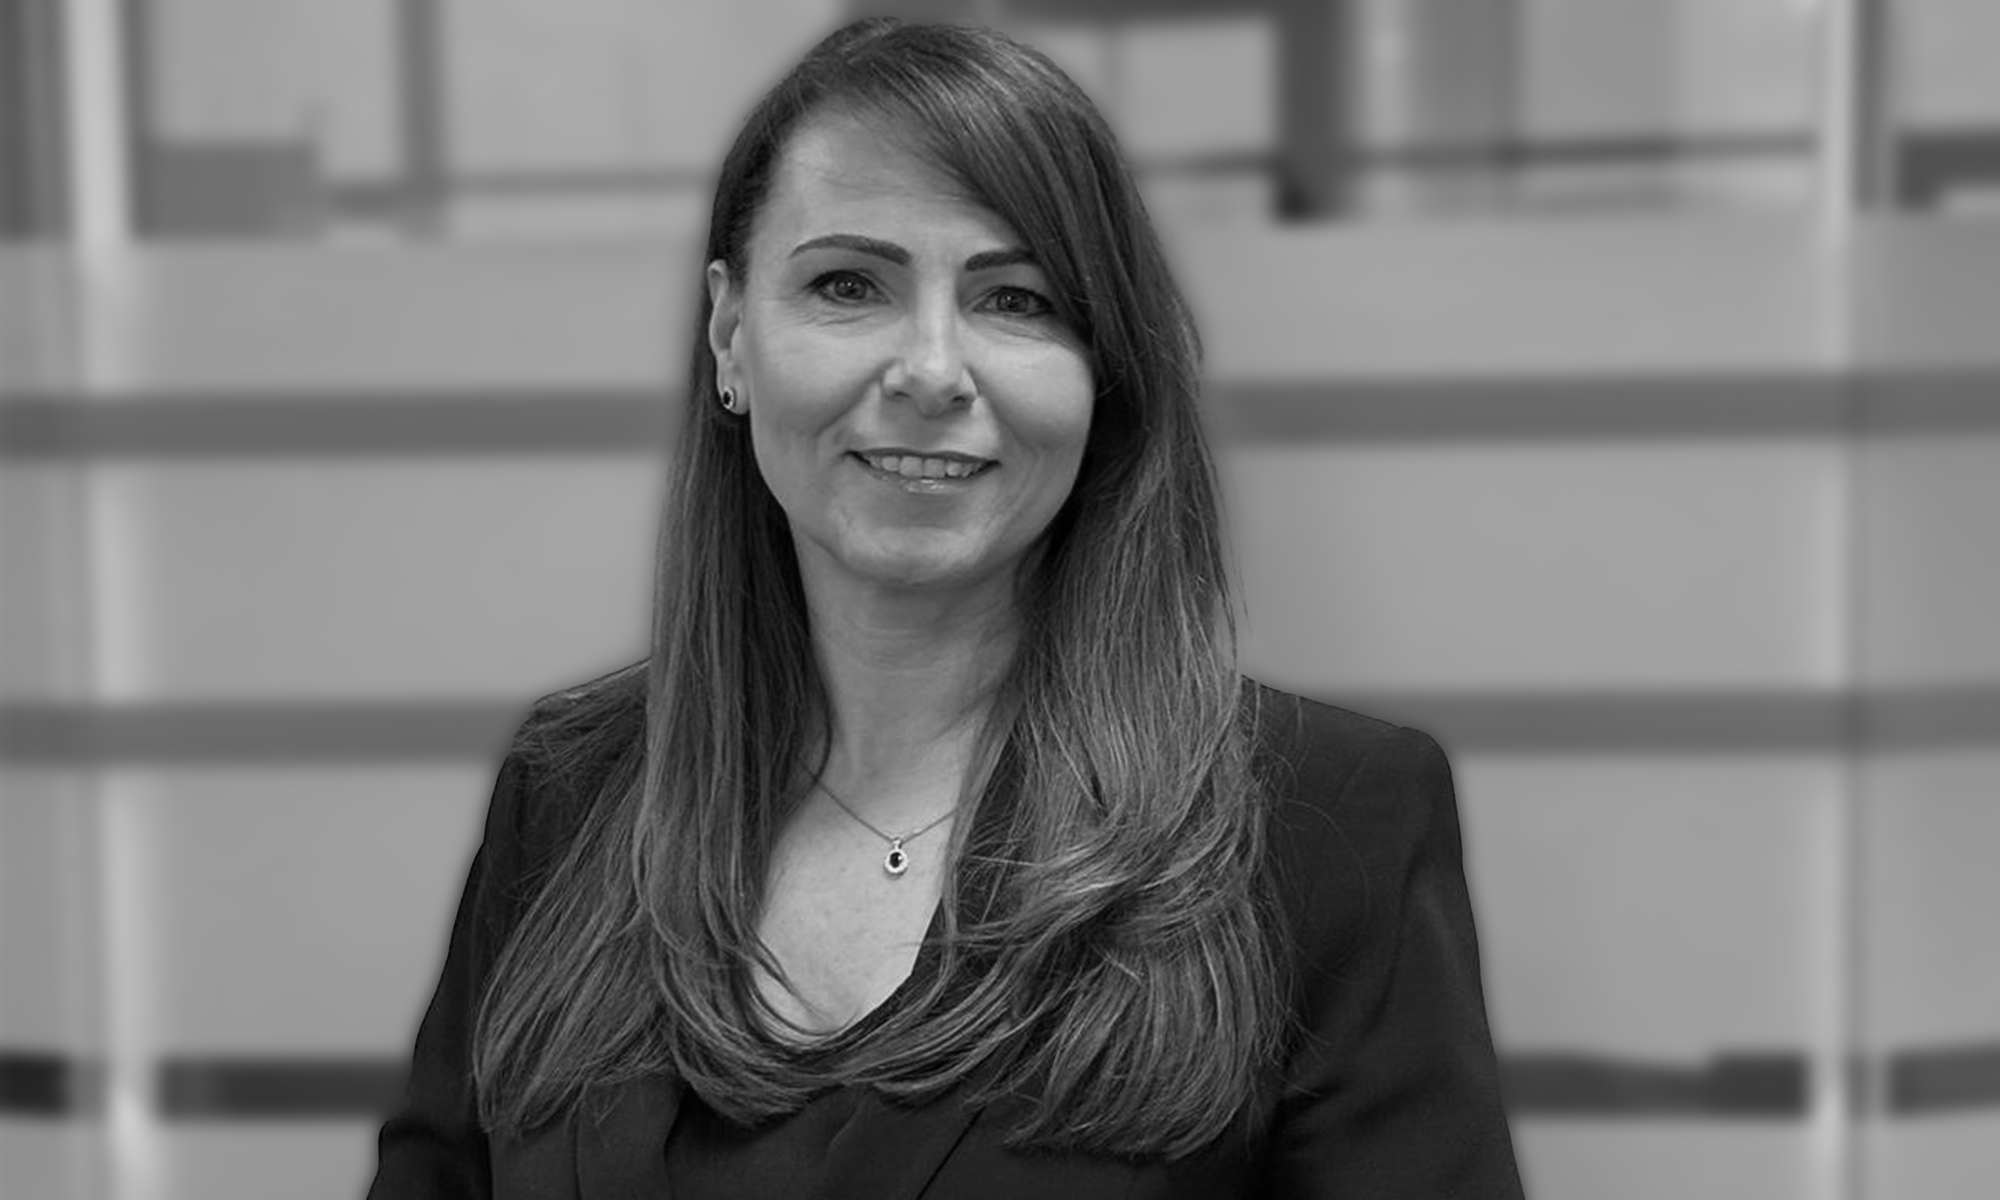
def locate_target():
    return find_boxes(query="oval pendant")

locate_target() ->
[884,840,909,876]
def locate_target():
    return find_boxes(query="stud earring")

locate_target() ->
[719,387,738,413]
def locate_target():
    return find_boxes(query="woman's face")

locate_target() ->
[707,111,1094,604]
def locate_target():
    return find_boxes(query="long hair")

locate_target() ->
[474,19,1283,1158]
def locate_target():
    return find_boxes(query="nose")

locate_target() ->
[883,301,975,415]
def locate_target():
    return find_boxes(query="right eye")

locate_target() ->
[810,270,880,305]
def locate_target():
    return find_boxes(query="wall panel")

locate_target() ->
[1850,222,2000,1200]
[1,248,103,1198]
[1174,219,1844,379]
[1,466,96,701]
[1458,754,1842,1056]
[145,1126,376,1200]
[1515,1125,1819,1200]
[1856,435,2000,685]
[107,245,690,390]
[89,459,656,700]
[1228,437,1845,692]
[0,770,103,1049]
[94,767,491,1053]
[0,1126,106,1200]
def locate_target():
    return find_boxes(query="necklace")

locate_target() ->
[814,779,958,877]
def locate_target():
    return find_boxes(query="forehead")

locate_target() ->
[746,112,1023,261]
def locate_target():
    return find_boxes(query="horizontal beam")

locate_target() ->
[7,372,2000,458]
[7,688,2000,764]
[6,1044,1998,1119]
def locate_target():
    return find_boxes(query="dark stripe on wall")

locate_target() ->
[1214,376,1850,442]
[1855,371,2000,434]
[1500,1052,1806,1117]
[1007,0,1271,19]
[3,1045,1997,1119]
[1358,691,1853,754]
[1225,373,2000,439]
[1900,130,2000,210]
[1261,686,1994,752]
[1349,131,1813,172]
[0,1052,103,1117]
[0,701,525,764]
[1889,1043,2000,1115]
[174,1057,1797,1119]
[158,1057,405,1120]
[5,688,1999,765]
[0,1048,72,1112]
[7,373,2000,459]
[292,127,1821,213]
[0,391,672,458]
[1858,688,2000,750]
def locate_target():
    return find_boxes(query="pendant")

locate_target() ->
[884,838,909,877]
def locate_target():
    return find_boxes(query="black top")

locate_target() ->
[366,673,1526,1199]
[667,1084,863,1200]
[664,928,936,1199]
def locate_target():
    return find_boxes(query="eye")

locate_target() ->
[982,285,1054,319]
[809,270,880,305]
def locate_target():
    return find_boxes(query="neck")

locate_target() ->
[801,571,1019,820]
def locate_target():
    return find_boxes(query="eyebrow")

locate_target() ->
[789,234,1038,273]
[965,247,1037,272]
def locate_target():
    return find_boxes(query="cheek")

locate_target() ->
[743,388,818,505]
[1017,357,1095,464]
[744,343,845,453]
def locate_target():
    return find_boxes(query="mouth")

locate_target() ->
[851,450,997,482]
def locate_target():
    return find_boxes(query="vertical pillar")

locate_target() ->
[1348,0,1518,216]
[1272,0,1352,218]
[3,8,107,1196]
[1822,0,1898,222]
[0,0,70,236]
[1850,0,1898,212]
[397,0,450,232]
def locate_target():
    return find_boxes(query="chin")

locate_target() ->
[861,557,986,593]
[846,540,1009,595]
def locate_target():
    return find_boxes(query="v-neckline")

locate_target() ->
[767,899,948,1062]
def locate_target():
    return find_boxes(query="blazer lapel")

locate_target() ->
[822,1084,982,1200]
[562,1068,983,1200]
[573,1074,683,1198]
[823,939,995,1199]
[491,1116,580,1200]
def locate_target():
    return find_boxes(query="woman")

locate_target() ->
[369,18,1522,1199]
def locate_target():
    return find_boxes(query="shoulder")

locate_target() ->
[1241,680,1442,778]
[511,660,648,764]
[1241,679,1453,834]
[1239,680,1462,975]
[1237,685,1523,1196]
[489,661,649,871]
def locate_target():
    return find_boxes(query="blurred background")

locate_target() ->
[4,0,1999,1197]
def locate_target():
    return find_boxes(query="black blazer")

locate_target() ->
[367,681,1523,1199]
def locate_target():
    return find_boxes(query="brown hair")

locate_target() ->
[474,18,1282,1158]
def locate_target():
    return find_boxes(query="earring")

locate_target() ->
[719,387,738,413]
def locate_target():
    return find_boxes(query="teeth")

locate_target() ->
[865,453,985,480]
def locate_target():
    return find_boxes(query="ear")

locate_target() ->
[706,260,744,400]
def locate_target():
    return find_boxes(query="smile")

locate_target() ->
[853,451,996,481]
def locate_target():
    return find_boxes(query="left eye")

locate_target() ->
[811,271,879,304]
[983,286,1053,318]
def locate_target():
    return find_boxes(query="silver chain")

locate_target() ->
[813,778,958,877]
